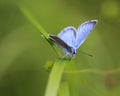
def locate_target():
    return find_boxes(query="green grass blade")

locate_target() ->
[19,5,61,56]
[19,6,71,96]
[45,59,70,96]
[19,5,48,39]
[58,81,70,96]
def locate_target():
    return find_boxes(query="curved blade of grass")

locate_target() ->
[19,5,61,56]
[19,5,48,39]
[45,59,70,96]
[64,68,120,75]
[58,81,70,96]
[19,6,71,96]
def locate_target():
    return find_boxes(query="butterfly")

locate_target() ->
[49,20,98,58]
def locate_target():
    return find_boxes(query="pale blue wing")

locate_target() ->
[75,20,98,49]
[58,27,77,48]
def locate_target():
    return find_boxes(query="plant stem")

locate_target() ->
[45,59,69,96]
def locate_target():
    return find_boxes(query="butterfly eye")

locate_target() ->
[73,51,76,54]
[71,48,76,55]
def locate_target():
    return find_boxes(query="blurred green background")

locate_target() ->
[0,0,120,96]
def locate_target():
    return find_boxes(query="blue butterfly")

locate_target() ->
[49,20,98,58]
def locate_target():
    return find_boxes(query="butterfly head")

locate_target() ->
[65,47,77,58]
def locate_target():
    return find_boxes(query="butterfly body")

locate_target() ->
[49,20,98,58]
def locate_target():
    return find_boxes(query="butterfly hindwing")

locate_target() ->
[49,34,73,54]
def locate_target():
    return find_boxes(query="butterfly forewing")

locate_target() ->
[75,20,98,49]
[58,27,77,48]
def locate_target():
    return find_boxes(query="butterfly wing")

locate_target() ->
[49,34,72,54]
[75,20,98,49]
[58,27,77,48]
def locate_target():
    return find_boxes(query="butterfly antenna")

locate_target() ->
[79,50,93,57]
